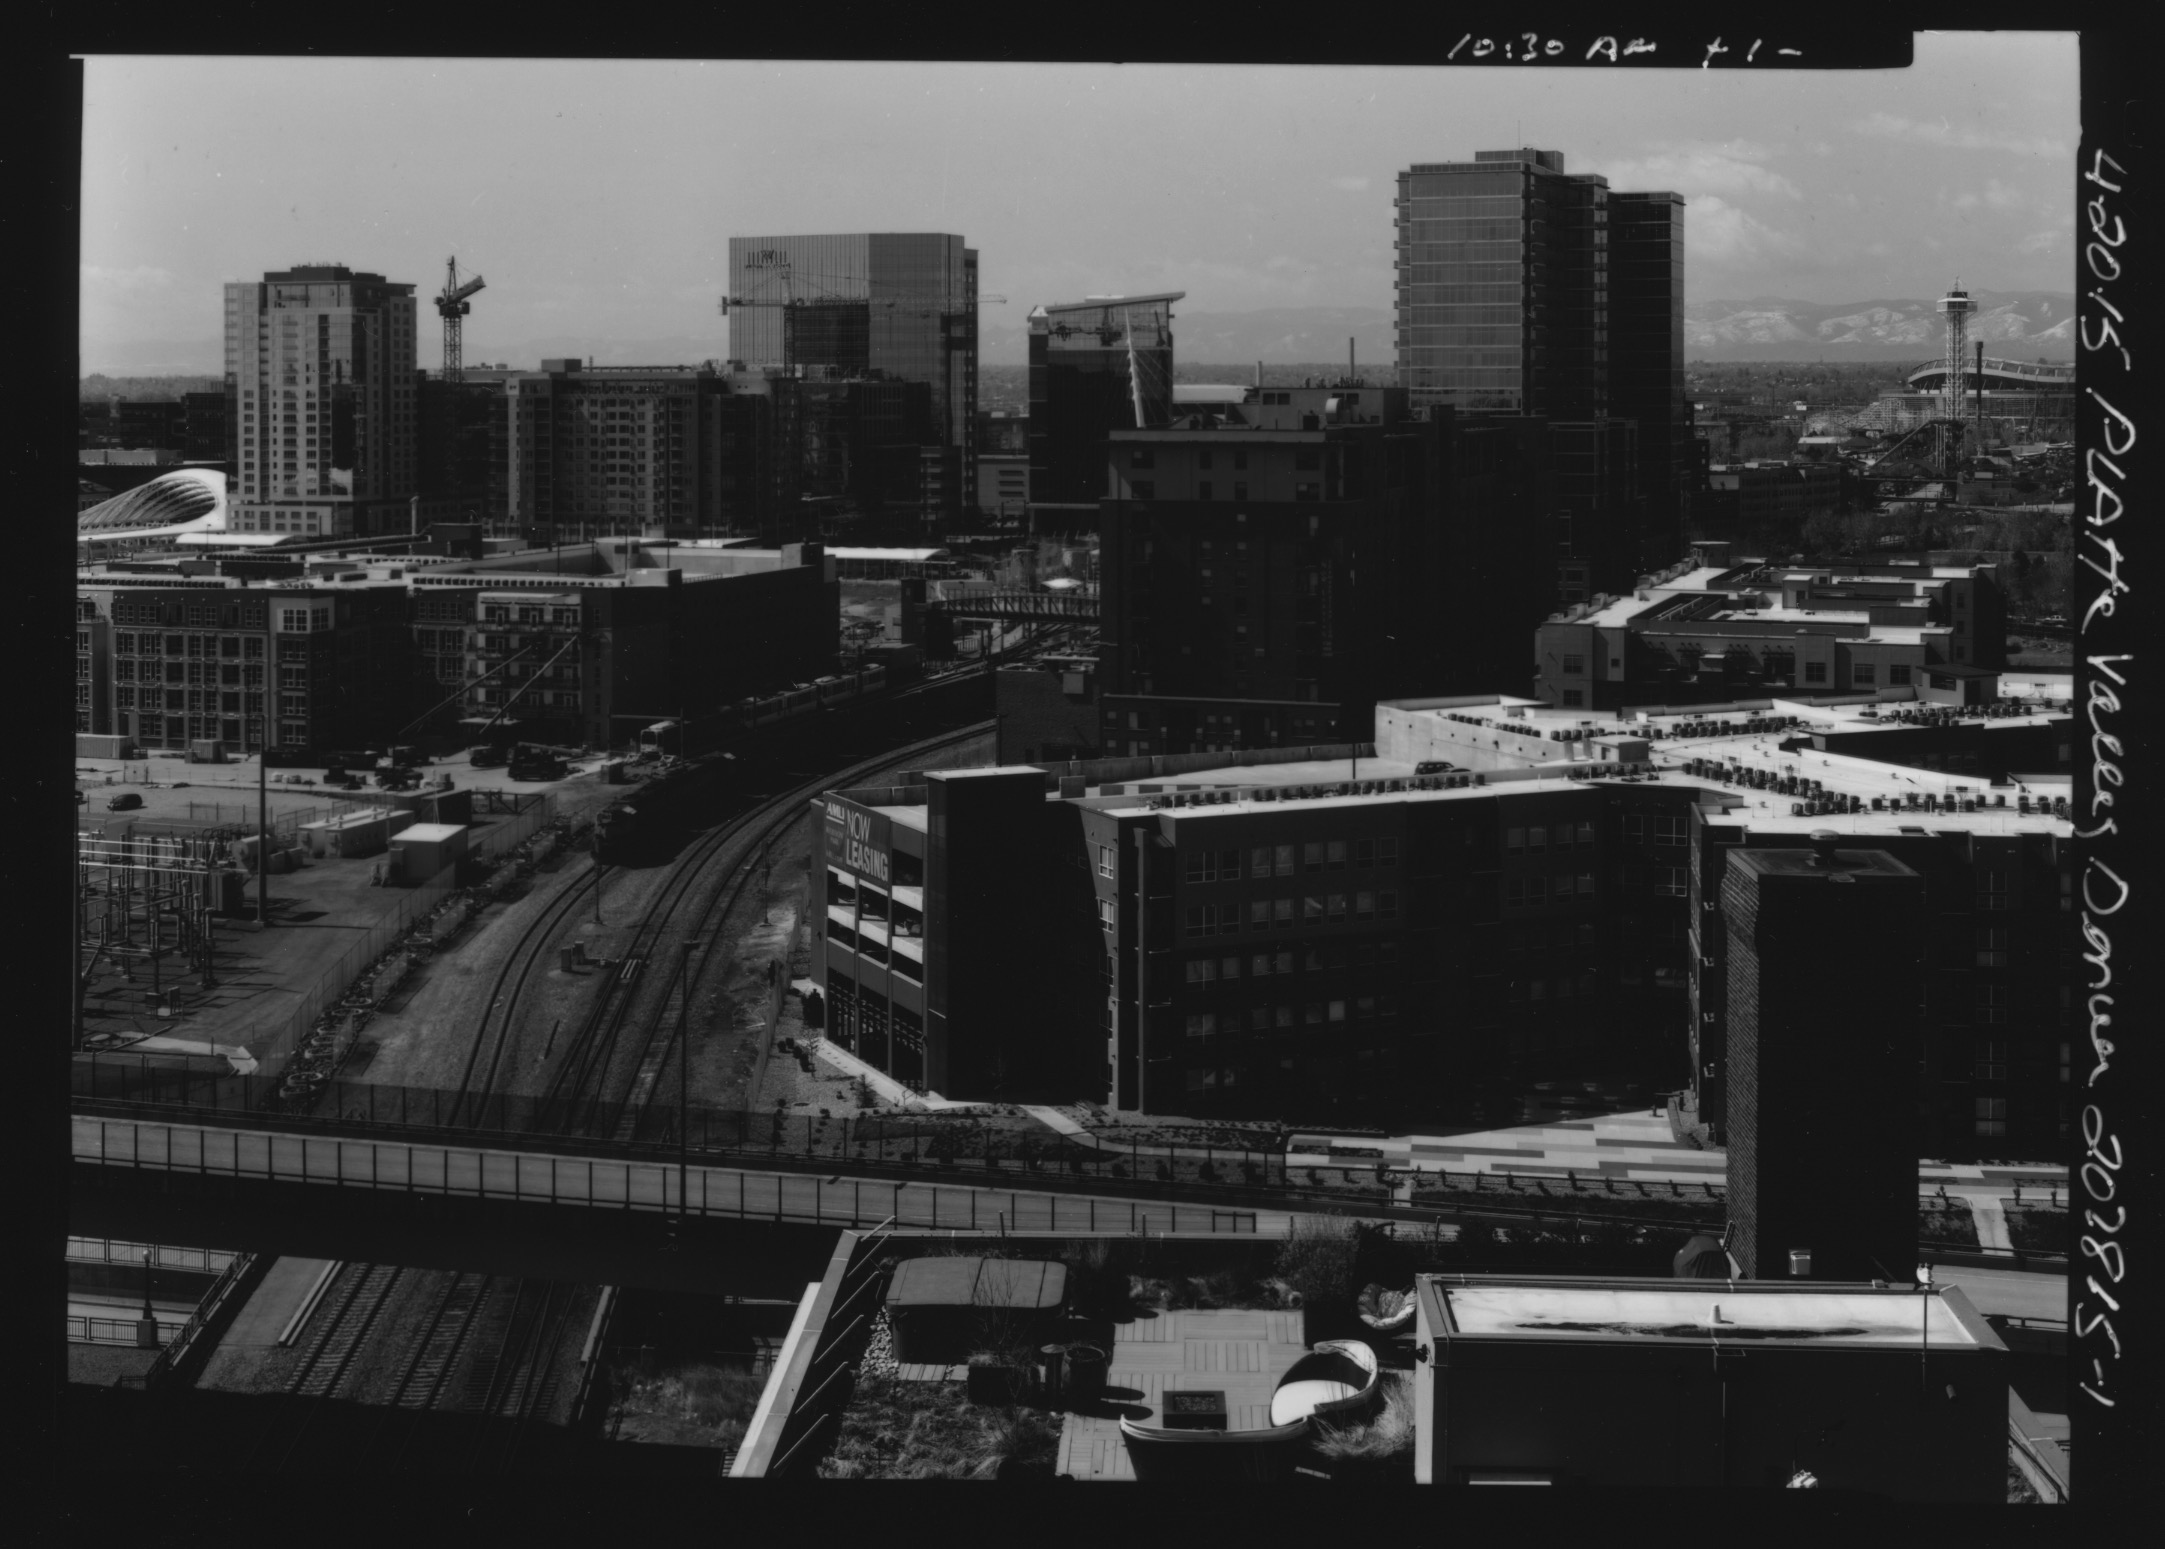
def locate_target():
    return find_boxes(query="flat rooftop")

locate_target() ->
[1433,1283,1985,1347]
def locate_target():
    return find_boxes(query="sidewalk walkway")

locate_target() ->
[1014,1107,2064,1252]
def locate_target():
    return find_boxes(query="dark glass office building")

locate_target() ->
[1026,292,1181,520]
[725,233,979,517]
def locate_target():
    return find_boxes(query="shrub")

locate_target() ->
[1273,1216,1359,1310]
[1312,1375,1415,1470]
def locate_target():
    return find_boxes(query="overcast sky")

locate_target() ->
[80,35,2078,374]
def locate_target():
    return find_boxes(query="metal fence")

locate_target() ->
[69,1313,190,1346]
[226,867,462,1072]
[66,1238,240,1274]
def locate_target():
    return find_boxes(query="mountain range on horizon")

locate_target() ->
[82,290,2075,379]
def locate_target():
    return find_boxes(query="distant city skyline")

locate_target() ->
[80,39,2076,375]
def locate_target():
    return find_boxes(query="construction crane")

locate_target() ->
[436,257,486,385]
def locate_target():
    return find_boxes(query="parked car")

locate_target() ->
[469,746,508,769]
[1414,760,1459,775]
[107,792,143,811]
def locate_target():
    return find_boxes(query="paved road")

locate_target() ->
[73,1113,1291,1239]
[1929,1263,2068,1325]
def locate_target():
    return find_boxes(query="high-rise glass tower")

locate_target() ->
[725,233,979,516]
[224,265,418,537]
[1397,150,1688,583]
[1395,148,1610,419]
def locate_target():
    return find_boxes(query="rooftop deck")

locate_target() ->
[1057,1307,1309,1481]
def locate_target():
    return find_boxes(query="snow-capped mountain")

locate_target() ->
[1685,291,2074,361]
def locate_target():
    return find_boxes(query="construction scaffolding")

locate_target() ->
[76,832,228,1036]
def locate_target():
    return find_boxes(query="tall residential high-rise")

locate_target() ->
[223,265,419,537]
[1608,192,1692,568]
[1026,292,1181,526]
[1396,151,1687,587]
[725,233,979,519]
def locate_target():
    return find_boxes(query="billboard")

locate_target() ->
[824,796,892,884]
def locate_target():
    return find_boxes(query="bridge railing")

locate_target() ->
[70,1070,1731,1237]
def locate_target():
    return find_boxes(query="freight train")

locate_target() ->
[595,664,889,863]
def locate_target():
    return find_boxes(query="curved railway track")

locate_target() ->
[451,721,990,1141]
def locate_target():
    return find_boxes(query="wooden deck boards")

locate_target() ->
[1058,1307,1310,1481]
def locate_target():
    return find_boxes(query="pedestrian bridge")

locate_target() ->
[925,589,1099,623]
[72,1109,1279,1239]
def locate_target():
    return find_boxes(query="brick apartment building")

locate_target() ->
[813,679,2074,1161]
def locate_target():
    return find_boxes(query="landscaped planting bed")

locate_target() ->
[2001,1204,2067,1255]
[1918,1197,1982,1249]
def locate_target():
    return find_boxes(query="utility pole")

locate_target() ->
[258,635,271,927]
[678,941,692,1227]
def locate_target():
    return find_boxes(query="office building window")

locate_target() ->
[1185,1013,1216,1039]
[1274,898,1294,930]
[1853,662,1876,686]
[1889,664,1912,685]
[1563,690,1584,707]
[1561,654,1584,674]
[1975,927,2010,968]
[1974,1038,2008,1081]
[1198,482,1213,500]
[1974,1096,2008,1138]
[1250,846,1276,878]
[1185,958,1218,985]
[1097,899,1117,932]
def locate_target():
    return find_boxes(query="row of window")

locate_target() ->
[1506,874,1602,909]
[1185,938,1402,984]
[1184,839,1401,883]
[1185,995,1400,1037]
[1185,892,1403,936]
[1507,821,1599,853]
[113,633,268,659]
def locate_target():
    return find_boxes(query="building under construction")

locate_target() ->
[1026,292,1183,529]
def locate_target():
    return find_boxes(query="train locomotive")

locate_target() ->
[593,664,889,864]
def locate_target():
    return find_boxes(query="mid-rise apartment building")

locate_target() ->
[1533,543,2009,711]
[504,360,788,542]
[812,680,2074,1161]
[75,576,411,753]
[224,265,419,537]
[77,537,837,756]
[1097,388,1567,751]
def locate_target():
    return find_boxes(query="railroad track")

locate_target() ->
[460,1281,585,1473]
[469,721,991,1144]
[288,1262,404,1400]
[446,861,601,1129]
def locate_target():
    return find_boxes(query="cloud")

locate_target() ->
[1950,178,2035,214]
[2015,228,2063,255]
[1685,195,1808,266]
[81,264,176,295]
[1332,175,1370,192]
[1596,145,1802,201]
[1852,112,2070,159]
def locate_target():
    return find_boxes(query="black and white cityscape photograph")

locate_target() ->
[46,30,2152,1515]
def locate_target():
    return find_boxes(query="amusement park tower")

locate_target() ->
[1937,282,1977,473]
